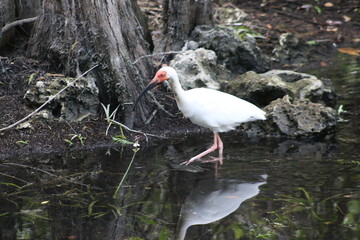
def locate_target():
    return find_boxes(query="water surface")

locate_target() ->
[0,52,359,240]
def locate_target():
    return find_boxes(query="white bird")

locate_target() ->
[135,66,266,165]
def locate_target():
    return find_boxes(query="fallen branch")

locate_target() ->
[109,119,167,142]
[148,91,176,117]
[0,64,99,132]
[132,51,182,64]
[1,16,38,34]
[2,162,98,188]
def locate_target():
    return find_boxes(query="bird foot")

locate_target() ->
[180,157,198,166]
[200,156,223,165]
[180,156,223,166]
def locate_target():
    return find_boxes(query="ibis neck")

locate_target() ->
[168,75,185,102]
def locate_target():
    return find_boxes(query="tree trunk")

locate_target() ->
[0,0,16,49]
[162,0,213,51]
[15,0,42,33]
[27,0,154,127]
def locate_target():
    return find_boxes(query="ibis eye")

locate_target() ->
[159,74,165,77]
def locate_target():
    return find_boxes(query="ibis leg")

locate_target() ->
[181,133,223,165]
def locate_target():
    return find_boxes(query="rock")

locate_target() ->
[263,95,337,137]
[214,6,249,25]
[272,33,310,66]
[222,70,336,108]
[261,70,336,107]
[223,71,286,107]
[170,48,231,90]
[24,75,99,122]
[17,122,34,130]
[190,25,270,74]
[222,70,337,137]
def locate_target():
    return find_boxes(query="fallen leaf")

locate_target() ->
[337,47,360,56]
[326,26,338,32]
[324,2,334,7]
[326,20,342,26]
[343,15,351,22]
[320,61,328,67]
[46,73,64,77]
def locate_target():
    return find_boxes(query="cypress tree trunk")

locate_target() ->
[162,0,213,51]
[27,0,154,127]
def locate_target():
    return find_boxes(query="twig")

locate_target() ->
[148,91,176,117]
[3,163,57,176]
[0,64,98,132]
[145,109,158,124]
[1,16,38,34]
[0,171,31,184]
[132,51,182,64]
[2,162,97,188]
[109,119,167,141]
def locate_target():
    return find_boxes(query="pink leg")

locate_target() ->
[217,133,223,158]
[181,133,223,165]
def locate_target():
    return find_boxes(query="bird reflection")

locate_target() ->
[175,175,267,240]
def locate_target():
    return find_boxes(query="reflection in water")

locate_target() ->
[175,176,267,240]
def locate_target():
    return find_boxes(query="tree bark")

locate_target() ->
[27,0,154,127]
[15,0,42,33]
[0,0,16,49]
[162,0,213,51]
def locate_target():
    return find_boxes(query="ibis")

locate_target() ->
[134,66,266,165]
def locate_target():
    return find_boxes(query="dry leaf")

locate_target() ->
[326,26,338,32]
[337,48,360,56]
[324,2,334,7]
[46,73,65,77]
[343,15,351,22]
[320,61,328,67]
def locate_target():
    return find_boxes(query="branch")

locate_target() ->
[109,119,167,141]
[0,65,99,132]
[2,162,98,188]
[1,16,38,34]
[132,51,182,64]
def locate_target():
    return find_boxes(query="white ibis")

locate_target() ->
[135,66,266,165]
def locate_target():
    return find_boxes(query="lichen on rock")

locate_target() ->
[24,75,100,122]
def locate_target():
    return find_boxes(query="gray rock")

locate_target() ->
[222,70,337,137]
[24,76,99,122]
[263,95,337,137]
[222,70,336,108]
[190,25,270,74]
[272,33,310,66]
[261,70,336,107]
[170,48,231,90]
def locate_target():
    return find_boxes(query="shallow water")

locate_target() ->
[1,52,359,240]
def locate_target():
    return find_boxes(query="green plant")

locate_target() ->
[64,134,86,146]
[101,103,120,136]
[28,73,36,85]
[113,146,140,199]
[232,25,264,40]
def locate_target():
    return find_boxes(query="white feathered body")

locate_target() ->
[175,88,266,133]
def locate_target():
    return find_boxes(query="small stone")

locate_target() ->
[17,122,34,130]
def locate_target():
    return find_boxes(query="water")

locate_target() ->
[1,53,359,240]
